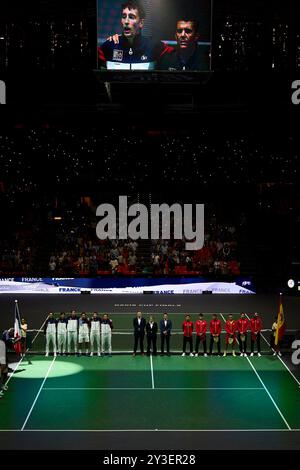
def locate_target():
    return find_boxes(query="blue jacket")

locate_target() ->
[99,34,168,70]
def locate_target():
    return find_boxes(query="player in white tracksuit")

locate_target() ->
[90,312,101,356]
[78,313,90,355]
[44,313,57,357]
[67,310,78,354]
[101,314,113,355]
[57,312,68,355]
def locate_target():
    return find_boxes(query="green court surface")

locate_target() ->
[1,312,300,433]
[26,312,277,354]
[1,353,300,432]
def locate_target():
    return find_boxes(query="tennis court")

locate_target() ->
[1,312,300,438]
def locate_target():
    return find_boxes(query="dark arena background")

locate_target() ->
[0,0,300,459]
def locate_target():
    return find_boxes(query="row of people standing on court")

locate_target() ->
[133,312,172,356]
[44,311,113,356]
[181,312,263,357]
[132,312,263,357]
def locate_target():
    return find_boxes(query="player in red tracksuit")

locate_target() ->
[182,315,194,356]
[237,313,249,356]
[195,313,207,357]
[250,312,262,356]
[209,314,222,355]
[223,314,237,357]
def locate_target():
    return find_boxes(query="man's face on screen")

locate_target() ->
[121,7,144,38]
[175,21,198,49]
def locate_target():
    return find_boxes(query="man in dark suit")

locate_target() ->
[133,311,146,356]
[146,316,158,356]
[160,313,172,356]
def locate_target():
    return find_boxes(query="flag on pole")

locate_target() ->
[14,300,22,355]
[275,294,285,346]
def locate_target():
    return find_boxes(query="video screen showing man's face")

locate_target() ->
[121,6,145,39]
[98,0,212,71]
[175,21,199,50]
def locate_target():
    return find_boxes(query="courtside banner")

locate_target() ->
[0,278,255,294]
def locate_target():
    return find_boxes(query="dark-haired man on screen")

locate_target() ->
[158,19,208,71]
[99,1,170,70]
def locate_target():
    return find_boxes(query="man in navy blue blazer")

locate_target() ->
[133,311,146,356]
[160,313,172,356]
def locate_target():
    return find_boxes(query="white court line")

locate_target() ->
[245,313,300,388]
[246,356,291,430]
[1,428,298,432]
[150,355,155,389]
[21,356,56,431]
[5,356,24,386]
[42,387,264,391]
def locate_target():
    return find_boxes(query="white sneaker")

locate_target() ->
[250,352,254,356]
[278,351,282,356]
[90,352,93,356]
[190,353,194,357]
[45,352,49,357]
[195,353,198,357]
[257,353,261,357]
[273,351,277,356]
[223,352,227,357]
[54,353,57,357]
[181,353,186,357]
[204,353,208,357]
[244,353,247,357]
[97,352,101,357]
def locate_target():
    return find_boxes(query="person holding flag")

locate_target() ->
[14,300,22,356]
[271,295,285,356]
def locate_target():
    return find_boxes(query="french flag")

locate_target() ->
[14,300,22,355]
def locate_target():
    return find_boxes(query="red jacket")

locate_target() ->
[182,320,193,337]
[195,320,207,336]
[209,319,222,335]
[225,320,237,335]
[237,318,249,334]
[250,317,262,333]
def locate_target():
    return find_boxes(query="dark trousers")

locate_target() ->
[238,333,247,353]
[147,334,157,355]
[134,333,144,354]
[161,334,170,354]
[209,335,221,354]
[195,336,207,354]
[251,333,261,353]
[183,336,193,353]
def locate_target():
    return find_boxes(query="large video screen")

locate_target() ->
[97,0,212,71]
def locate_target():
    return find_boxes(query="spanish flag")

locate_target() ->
[275,295,286,346]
